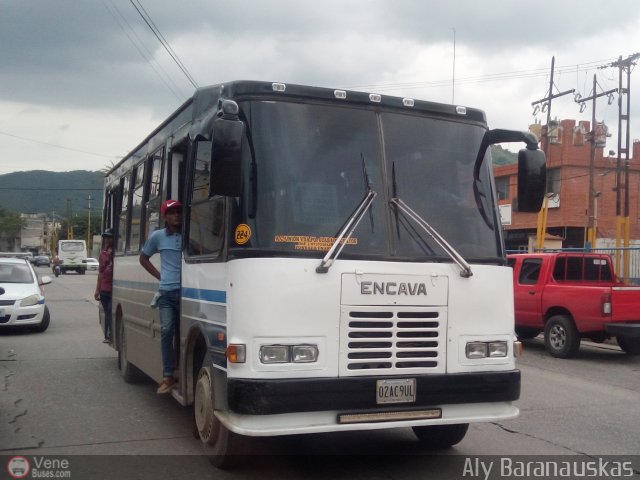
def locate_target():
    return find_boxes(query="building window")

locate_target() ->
[495,176,510,201]
[547,168,561,194]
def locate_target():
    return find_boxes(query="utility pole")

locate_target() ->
[451,28,456,104]
[87,195,93,255]
[531,56,575,249]
[601,53,640,280]
[66,198,74,240]
[575,75,617,250]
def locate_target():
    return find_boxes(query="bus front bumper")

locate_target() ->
[227,370,520,415]
[217,400,520,437]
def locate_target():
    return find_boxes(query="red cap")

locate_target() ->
[161,199,182,216]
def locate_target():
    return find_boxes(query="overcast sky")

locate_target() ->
[1,0,639,176]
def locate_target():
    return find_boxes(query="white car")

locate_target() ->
[83,258,99,271]
[0,257,52,332]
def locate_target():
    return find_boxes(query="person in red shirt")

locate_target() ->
[94,229,114,343]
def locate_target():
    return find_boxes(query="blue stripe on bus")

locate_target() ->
[112,280,226,303]
[113,279,158,292]
[182,287,227,304]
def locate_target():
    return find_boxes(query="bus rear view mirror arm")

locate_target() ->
[473,128,546,213]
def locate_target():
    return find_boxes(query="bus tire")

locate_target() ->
[544,315,580,358]
[412,423,469,448]
[515,327,540,340]
[194,362,244,469]
[617,336,640,355]
[118,320,144,383]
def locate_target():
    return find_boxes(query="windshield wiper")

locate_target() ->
[317,154,376,274]
[316,189,377,273]
[390,197,473,278]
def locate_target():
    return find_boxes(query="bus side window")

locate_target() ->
[187,140,224,257]
[117,176,130,253]
[145,150,164,238]
[129,164,146,252]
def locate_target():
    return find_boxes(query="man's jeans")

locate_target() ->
[99,292,112,340]
[158,289,180,378]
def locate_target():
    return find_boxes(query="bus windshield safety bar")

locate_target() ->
[390,198,473,278]
[316,190,377,274]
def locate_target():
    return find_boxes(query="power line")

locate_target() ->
[101,0,186,102]
[344,57,620,93]
[0,130,118,159]
[129,0,199,89]
[0,187,104,191]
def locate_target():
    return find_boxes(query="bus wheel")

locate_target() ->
[515,327,540,340]
[412,423,469,448]
[617,336,640,355]
[544,315,580,358]
[118,321,144,383]
[194,363,244,468]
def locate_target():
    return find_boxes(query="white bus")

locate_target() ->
[57,239,87,274]
[102,80,546,466]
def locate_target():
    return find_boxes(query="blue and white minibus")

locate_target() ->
[102,80,546,466]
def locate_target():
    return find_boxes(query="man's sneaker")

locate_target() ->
[102,339,110,343]
[156,377,176,394]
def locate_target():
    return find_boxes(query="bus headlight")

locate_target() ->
[465,342,488,359]
[260,345,290,364]
[259,344,319,364]
[465,341,508,359]
[292,345,319,363]
[488,341,508,357]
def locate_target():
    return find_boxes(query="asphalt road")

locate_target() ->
[1,267,640,479]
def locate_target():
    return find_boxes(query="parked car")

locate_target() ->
[0,257,52,332]
[83,258,99,271]
[34,255,51,267]
[508,252,640,357]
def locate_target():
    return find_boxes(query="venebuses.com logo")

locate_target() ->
[6,455,72,479]
[7,456,30,479]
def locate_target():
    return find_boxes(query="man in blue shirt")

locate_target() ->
[140,199,183,394]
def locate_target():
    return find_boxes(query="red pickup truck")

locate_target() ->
[508,252,640,358]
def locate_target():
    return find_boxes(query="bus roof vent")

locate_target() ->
[403,98,415,107]
[369,93,382,103]
[334,90,347,99]
[272,82,286,92]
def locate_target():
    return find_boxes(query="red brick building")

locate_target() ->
[494,119,640,251]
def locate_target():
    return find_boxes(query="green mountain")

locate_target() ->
[491,145,518,165]
[0,152,516,218]
[0,170,105,216]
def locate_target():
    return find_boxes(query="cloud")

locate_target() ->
[1,0,640,175]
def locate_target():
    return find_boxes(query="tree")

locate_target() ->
[60,214,102,241]
[0,207,25,235]
[0,207,25,251]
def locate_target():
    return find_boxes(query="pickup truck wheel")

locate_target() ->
[616,336,640,356]
[544,315,580,358]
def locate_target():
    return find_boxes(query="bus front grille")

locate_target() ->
[340,307,447,376]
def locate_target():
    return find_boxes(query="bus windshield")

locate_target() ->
[60,241,86,252]
[234,100,499,260]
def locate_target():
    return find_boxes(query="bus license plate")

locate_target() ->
[376,378,416,404]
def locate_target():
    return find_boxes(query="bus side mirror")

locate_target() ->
[211,100,244,197]
[517,148,546,212]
